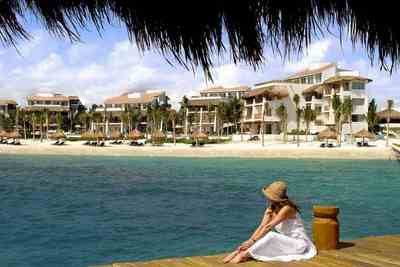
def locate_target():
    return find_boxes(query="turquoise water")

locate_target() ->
[0,155,399,267]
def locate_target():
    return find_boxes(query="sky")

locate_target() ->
[0,21,399,110]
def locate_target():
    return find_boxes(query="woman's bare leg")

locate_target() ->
[222,250,240,263]
[230,250,250,264]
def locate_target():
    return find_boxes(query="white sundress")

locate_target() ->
[247,212,317,262]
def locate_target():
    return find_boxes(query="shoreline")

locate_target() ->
[0,140,397,160]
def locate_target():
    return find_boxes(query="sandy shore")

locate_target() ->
[0,139,398,160]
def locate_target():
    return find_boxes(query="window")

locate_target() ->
[343,82,350,91]
[305,95,312,102]
[246,107,252,119]
[352,115,365,122]
[307,76,314,84]
[306,103,312,109]
[315,120,323,126]
[352,82,365,90]
[246,99,253,105]
[301,77,307,84]
[315,105,322,113]
[315,73,322,83]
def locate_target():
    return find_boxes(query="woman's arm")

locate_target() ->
[249,205,294,242]
[238,208,274,249]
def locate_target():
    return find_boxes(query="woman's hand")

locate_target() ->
[238,239,254,251]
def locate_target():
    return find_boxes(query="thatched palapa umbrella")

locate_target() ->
[151,131,166,146]
[128,129,144,141]
[49,131,65,140]
[1,2,400,78]
[354,129,375,144]
[8,131,21,140]
[81,131,95,141]
[110,130,122,140]
[318,128,338,145]
[95,131,106,141]
[191,131,209,146]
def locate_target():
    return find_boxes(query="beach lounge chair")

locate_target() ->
[8,140,15,145]
[83,141,90,145]
[14,140,21,145]
[52,140,60,145]
[98,141,105,147]
[117,140,123,144]
[320,143,326,148]
[57,140,65,145]
[90,141,97,146]
[327,143,334,148]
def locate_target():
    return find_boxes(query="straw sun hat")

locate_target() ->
[262,181,288,202]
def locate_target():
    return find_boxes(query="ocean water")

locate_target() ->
[0,155,399,267]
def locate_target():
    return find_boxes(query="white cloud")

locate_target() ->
[1,33,400,110]
[284,39,331,72]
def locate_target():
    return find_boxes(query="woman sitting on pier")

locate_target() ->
[223,181,317,264]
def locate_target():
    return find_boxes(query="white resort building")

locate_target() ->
[242,63,371,141]
[185,86,250,134]
[93,90,168,134]
[24,92,83,133]
[0,99,17,117]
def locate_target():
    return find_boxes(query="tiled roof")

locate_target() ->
[27,95,70,101]
[323,75,372,84]
[0,99,17,105]
[105,91,162,105]
[286,63,336,80]
[199,85,250,93]
[244,85,289,99]
[187,98,226,107]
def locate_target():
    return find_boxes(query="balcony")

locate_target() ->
[351,89,366,99]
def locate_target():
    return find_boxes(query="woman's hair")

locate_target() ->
[270,198,301,213]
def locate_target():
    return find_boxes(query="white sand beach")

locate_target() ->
[0,139,398,160]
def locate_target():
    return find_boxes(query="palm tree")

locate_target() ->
[261,101,269,147]
[180,96,189,136]
[19,108,28,139]
[302,106,316,142]
[365,99,380,133]
[386,99,394,147]
[331,93,342,145]
[342,97,353,143]
[168,109,177,145]
[91,112,103,132]
[276,103,288,143]
[216,102,225,136]
[293,94,301,147]
[55,112,63,131]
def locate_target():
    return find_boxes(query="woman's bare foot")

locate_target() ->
[230,250,250,264]
[223,250,239,263]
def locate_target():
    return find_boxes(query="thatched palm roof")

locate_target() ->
[128,129,143,140]
[377,109,400,120]
[318,128,337,140]
[191,131,209,140]
[354,129,375,139]
[2,1,400,77]
[49,131,65,140]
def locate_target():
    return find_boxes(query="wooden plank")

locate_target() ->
[317,252,379,267]
[93,235,400,267]
[320,250,400,267]
[313,253,362,267]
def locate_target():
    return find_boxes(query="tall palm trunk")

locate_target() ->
[240,117,244,142]
[172,119,176,146]
[349,115,353,144]
[23,119,27,139]
[386,117,390,147]
[45,111,49,140]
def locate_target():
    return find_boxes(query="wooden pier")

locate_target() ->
[92,235,400,267]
